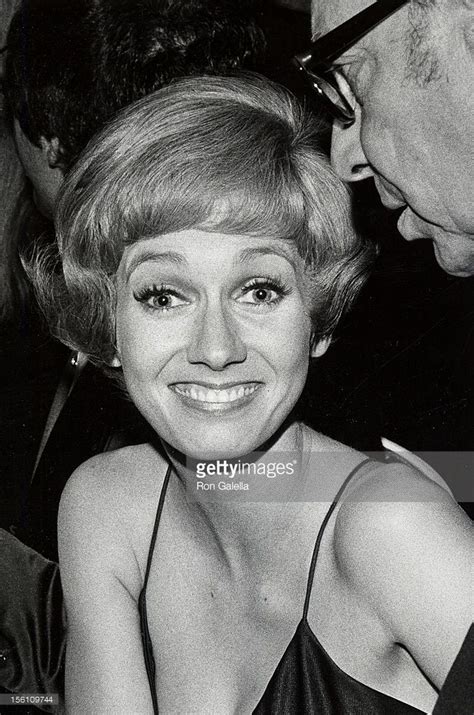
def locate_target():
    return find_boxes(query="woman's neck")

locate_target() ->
[163,422,313,573]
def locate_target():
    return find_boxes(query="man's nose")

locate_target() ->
[187,302,247,370]
[330,109,374,182]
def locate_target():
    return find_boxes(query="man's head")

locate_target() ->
[4,0,265,217]
[309,0,474,276]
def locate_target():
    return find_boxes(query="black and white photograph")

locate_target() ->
[0,1,472,713]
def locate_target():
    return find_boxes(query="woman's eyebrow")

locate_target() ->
[237,245,297,267]
[125,250,186,280]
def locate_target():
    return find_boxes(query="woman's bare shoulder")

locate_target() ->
[58,443,167,710]
[333,458,468,571]
[62,442,168,510]
[332,459,472,683]
[59,443,170,590]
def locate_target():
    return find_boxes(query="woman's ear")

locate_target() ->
[311,336,331,359]
[110,353,122,368]
[110,330,122,367]
[38,136,63,169]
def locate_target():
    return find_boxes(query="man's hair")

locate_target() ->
[4,0,265,170]
[406,0,440,85]
[30,74,374,370]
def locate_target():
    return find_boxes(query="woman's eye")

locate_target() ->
[133,285,188,311]
[246,287,278,304]
[237,279,290,308]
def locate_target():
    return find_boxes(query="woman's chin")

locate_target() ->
[180,442,263,464]
[164,432,272,464]
[159,414,301,466]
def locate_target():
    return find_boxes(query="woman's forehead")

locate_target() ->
[119,229,304,278]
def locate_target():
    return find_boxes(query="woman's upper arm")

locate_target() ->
[58,459,154,714]
[334,465,473,690]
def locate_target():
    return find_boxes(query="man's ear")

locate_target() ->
[38,136,63,169]
[311,335,331,359]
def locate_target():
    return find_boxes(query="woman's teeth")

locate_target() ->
[173,384,259,403]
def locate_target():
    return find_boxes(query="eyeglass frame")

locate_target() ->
[294,0,409,127]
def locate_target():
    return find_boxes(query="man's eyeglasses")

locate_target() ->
[294,0,408,127]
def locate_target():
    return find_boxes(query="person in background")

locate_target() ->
[265,4,473,488]
[305,0,474,277]
[0,0,265,707]
[3,0,265,308]
[300,0,474,489]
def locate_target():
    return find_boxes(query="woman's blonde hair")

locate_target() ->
[30,74,374,367]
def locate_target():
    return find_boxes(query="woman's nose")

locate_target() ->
[187,302,247,370]
[330,109,374,183]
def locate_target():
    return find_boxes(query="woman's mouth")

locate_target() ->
[169,382,262,411]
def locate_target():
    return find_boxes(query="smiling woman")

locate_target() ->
[28,75,471,714]
[114,229,317,460]
[33,74,369,367]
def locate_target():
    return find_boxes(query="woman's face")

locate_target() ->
[115,229,327,459]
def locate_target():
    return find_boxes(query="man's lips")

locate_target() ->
[373,178,406,210]
[397,206,434,241]
[381,197,406,211]
[373,179,425,235]
[169,381,263,409]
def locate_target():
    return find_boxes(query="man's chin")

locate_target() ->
[431,239,474,278]
[398,208,474,277]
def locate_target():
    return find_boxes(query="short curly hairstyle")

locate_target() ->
[30,74,374,370]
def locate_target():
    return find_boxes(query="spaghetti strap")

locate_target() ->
[142,462,172,591]
[302,458,372,620]
[139,462,172,715]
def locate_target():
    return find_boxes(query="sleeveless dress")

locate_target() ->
[138,460,426,714]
